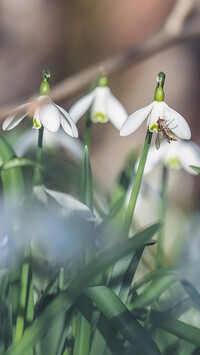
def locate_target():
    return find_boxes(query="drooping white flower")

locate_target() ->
[2,95,78,138]
[14,129,83,160]
[120,100,191,140]
[120,73,191,141]
[33,185,96,221]
[69,75,128,130]
[137,140,200,175]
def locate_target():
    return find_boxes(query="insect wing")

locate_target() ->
[155,132,161,150]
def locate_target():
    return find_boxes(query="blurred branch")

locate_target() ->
[0,0,198,121]
[164,0,195,35]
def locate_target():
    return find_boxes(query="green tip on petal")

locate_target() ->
[33,118,42,129]
[150,123,159,132]
[165,157,181,170]
[92,112,108,123]
[97,75,108,87]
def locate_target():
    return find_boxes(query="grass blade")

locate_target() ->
[80,145,93,210]
[133,308,200,346]
[6,223,160,354]
[85,286,161,355]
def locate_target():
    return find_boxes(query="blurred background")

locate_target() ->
[0,0,200,260]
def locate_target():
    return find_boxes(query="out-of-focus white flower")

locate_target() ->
[120,100,191,140]
[137,140,200,175]
[33,185,96,221]
[2,96,78,138]
[69,75,128,130]
[14,129,83,160]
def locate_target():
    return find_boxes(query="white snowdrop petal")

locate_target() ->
[120,102,154,136]
[148,101,166,129]
[69,91,95,123]
[164,106,191,140]
[33,185,48,205]
[44,188,96,221]
[51,130,83,159]
[2,104,29,130]
[39,103,60,133]
[176,141,200,175]
[55,104,78,138]
[91,87,108,123]
[106,91,128,130]
[60,116,78,137]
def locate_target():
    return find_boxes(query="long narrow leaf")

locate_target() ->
[131,273,177,309]
[0,137,24,207]
[84,286,161,355]
[80,145,93,210]
[133,308,200,346]
[6,223,160,355]
[181,280,200,311]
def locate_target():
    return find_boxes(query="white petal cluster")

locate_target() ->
[120,101,191,140]
[69,86,128,130]
[2,96,78,138]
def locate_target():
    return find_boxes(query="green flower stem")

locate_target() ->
[123,130,153,238]
[83,110,93,149]
[156,165,168,268]
[73,146,93,355]
[33,127,44,186]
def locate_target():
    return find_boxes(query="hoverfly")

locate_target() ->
[155,118,177,150]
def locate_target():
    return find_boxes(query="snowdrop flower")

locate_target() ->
[2,71,78,138]
[14,129,83,160]
[69,75,128,130]
[138,140,200,175]
[120,72,191,141]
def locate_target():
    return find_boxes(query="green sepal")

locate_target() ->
[154,87,164,102]
[40,79,50,96]
[97,75,108,87]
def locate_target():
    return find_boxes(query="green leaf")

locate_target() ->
[190,165,200,174]
[99,195,125,231]
[133,308,200,347]
[1,158,39,171]
[6,223,160,355]
[84,286,161,355]
[0,137,24,208]
[131,273,177,309]
[73,296,92,355]
[80,145,93,210]
[90,242,156,355]
[77,145,94,353]
[181,279,200,310]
